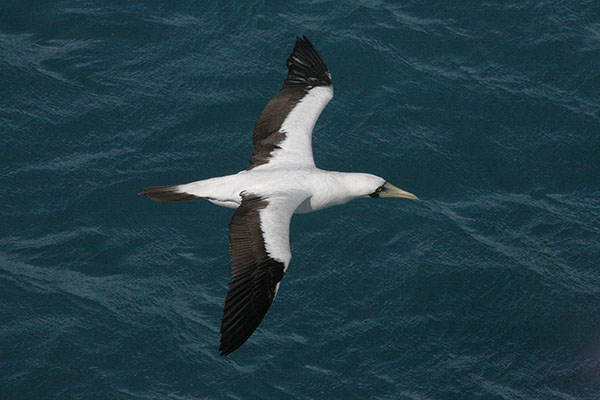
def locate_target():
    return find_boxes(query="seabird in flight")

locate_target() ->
[140,36,418,356]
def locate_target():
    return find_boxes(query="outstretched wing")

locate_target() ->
[220,191,310,356]
[249,35,333,170]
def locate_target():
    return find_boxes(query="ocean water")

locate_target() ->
[1,1,599,398]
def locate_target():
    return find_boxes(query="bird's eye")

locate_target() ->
[376,187,383,192]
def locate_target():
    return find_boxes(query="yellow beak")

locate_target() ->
[379,182,419,200]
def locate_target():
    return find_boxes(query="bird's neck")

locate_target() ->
[307,171,373,211]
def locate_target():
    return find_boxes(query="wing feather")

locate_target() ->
[219,191,309,356]
[249,36,333,170]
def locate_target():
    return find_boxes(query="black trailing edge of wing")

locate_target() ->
[284,35,331,88]
[219,194,285,356]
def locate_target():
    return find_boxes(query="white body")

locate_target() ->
[177,169,384,213]
[174,168,383,270]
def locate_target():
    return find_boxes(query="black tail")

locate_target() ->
[139,185,200,202]
[284,35,331,88]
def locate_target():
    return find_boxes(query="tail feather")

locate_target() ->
[139,185,200,202]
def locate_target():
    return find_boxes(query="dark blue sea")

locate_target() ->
[2,1,599,399]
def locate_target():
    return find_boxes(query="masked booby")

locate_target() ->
[140,36,418,356]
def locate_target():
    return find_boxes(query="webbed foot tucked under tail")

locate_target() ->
[139,185,200,202]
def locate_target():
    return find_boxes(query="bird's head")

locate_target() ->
[368,181,419,200]
[346,173,418,201]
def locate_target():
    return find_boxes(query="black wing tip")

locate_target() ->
[219,323,254,356]
[294,34,313,46]
[284,34,331,88]
[219,343,238,356]
[219,347,231,356]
